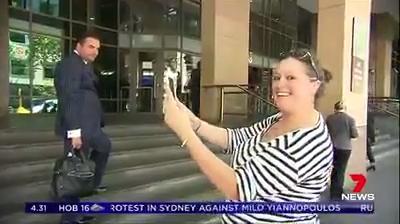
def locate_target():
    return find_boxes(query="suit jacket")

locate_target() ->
[54,52,104,138]
[326,111,359,150]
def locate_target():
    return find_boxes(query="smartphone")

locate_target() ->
[164,77,177,99]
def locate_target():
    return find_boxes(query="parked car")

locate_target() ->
[31,99,58,113]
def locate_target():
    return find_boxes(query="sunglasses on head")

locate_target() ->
[279,49,320,81]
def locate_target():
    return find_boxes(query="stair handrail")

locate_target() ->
[234,85,277,108]
[202,84,277,123]
[368,97,399,103]
[368,97,399,118]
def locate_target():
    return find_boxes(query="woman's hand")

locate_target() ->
[175,98,201,131]
[163,80,193,141]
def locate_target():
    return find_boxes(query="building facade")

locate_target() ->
[1,0,398,123]
[4,0,315,117]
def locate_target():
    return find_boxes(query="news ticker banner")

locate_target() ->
[26,201,374,214]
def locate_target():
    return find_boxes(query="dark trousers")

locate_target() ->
[60,130,111,223]
[330,148,352,199]
[366,138,375,163]
[191,92,200,117]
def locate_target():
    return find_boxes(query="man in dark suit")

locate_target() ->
[54,31,111,224]
[326,101,359,199]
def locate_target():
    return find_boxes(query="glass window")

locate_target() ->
[133,34,162,48]
[9,7,30,30]
[182,37,201,53]
[63,38,71,55]
[164,35,180,49]
[9,30,30,78]
[9,0,29,9]
[164,0,180,35]
[72,23,86,40]
[264,29,271,56]
[92,0,117,29]
[250,11,264,26]
[119,0,131,32]
[31,34,63,113]
[94,28,117,45]
[118,33,130,48]
[297,7,313,46]
[264,0,271,17]
[270,31,281,58]
[10,31,28,43]
[94,46,118,112]
[136,51,159,112]
[284,25,296,38]
[10,59,29,77]
[250,23,263,53]
[32,14,70,37]
[270,0,281,21]
[72,0,86,22]
[131,0,164,34]
[31,0,70,18]
[9,84,31,114]
[282,0,297,27]
[250,0,263,15]
[183,0,200,38]
[270,19,283,33]
[283,36,293,53]
[118,48,130,112]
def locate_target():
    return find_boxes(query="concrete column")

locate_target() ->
[374,14,396,97]
[200,0,250,123]
[0,0,10,128]
[317,0,372,184]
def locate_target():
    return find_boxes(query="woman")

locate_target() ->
[163,48,333,223]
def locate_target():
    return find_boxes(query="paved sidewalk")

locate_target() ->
[320,148,399,224]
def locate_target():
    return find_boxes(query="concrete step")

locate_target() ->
[0,124,171,146]
[149,190,223,223]
[0,144,221,188]
[371,138,399,155]
[0,173,224,224]
[195,216,222,224]
[95,190,224,224]
[0,154,231,216]
[0,134,178,165]
[374,133,392,143]
[91,175,222,224]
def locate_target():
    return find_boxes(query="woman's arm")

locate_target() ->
[195,120,229,150]
[175,100,229,150]
[184,131,239,200]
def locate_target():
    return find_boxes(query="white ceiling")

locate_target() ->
[297,0,399,21]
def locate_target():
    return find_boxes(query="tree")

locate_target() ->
[30,34,61,72]
[30,34,61,97]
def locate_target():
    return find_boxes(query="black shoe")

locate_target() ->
[367,164,376,172]
[94,185,107,194]
[77,216,96,224]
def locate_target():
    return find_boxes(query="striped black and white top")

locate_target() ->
[222,113,333,224]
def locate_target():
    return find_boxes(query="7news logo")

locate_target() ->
[341,174,375,201]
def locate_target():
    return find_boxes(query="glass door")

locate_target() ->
[131,51,164,113]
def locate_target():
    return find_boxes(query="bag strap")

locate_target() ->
[69,147,89,164]
[77,150,88,164]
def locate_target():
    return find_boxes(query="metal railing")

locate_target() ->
[119,86,154,112]
[203,84,277,123]
[368,97,399,118]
